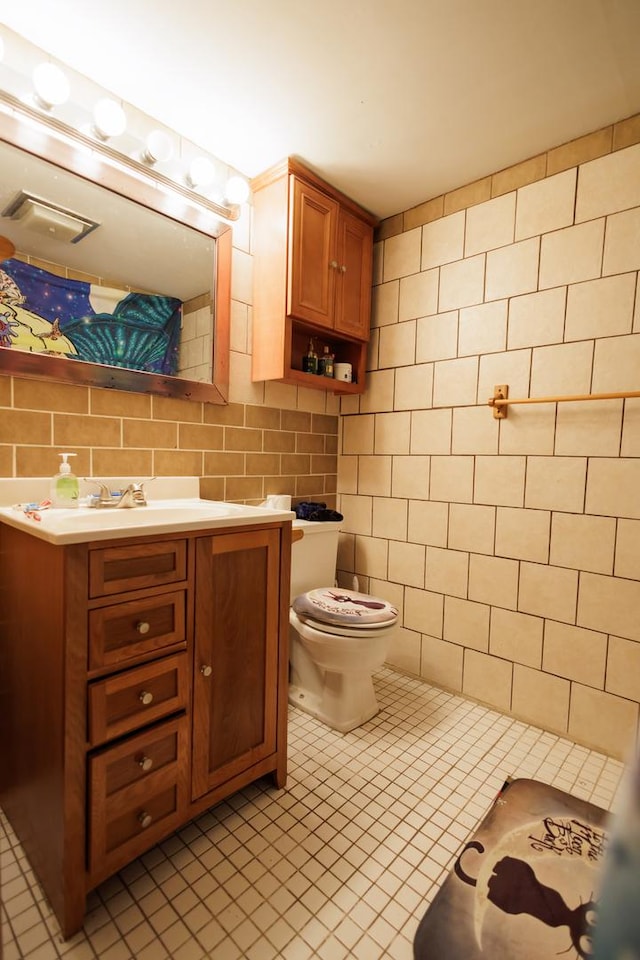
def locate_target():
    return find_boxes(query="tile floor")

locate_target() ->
[1,668,625,960]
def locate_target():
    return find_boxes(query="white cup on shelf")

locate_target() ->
[334,362,353,382]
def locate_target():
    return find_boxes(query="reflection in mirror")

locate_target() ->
[0,100,232,404]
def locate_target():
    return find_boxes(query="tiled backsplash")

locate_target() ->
[337,112,640,760]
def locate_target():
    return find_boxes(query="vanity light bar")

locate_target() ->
[0,89,241,225]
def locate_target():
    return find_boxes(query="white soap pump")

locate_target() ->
[50,452,79,508]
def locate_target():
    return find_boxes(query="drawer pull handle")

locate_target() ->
[139,690,154,705]
[138,811,152,829]
[137,755,153,772]
[200,665,212,677]
[329,259,338,270]
[136,621,151,635]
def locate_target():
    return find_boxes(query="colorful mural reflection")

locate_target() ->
[0,258,182,375]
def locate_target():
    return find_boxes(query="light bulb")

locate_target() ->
[142,129,173,165]
[92,98,127,140]
[225,175,250,205]
[33,62,70,109]
[187,157,215,188]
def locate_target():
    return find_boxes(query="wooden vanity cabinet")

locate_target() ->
[252,157,378,394]
[0,519,291,938]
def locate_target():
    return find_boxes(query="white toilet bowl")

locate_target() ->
[289,582,397,733]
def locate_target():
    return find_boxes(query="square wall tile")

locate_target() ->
[372,497,408,541]
[490,608,543,668]
[565,273,636,341]
[416,311,458,362]
[512,665,570,734]
[555,399,623,457]
[495,507,550,563]
[593,334,640,393]
[530,341,594,397]
[606,635,640,702]
[410,409,452,455]
[433,357,479,407]
[448,503,495,555]
[498,404,556,456]
[622,399,640,456]
[525,457,587,512]
[372,280,400,328]
[578,572,640,643]
[386,627,422,676]
[515,168,577,240]
[421,211,465,269]
[452,406,499,455]
[378,320,417,369]
[394,364,433,410]
[399,269,439,321]
[338,494,372,536]
[430,455,474,504]
[575,143,640,221]
[420,635,463,691]
[459,300,508,356]
[357,456,392,496]
[586,458,640,519]
[439,254,485,311]
[342,414,374,455]
[542,621,607,688]
[465,193,516,256]
[388,540,426,588]
[443,596,490,652]
[384,228,422,281]
[474,455,526,507]
[614,519,640,579]
[518,561,578,623]
[539,219,605,288]
[507,287,566,350]
[426,546,469,598]
[360,369,395,414]
[463,650,512,712]
[468,554,519,610]
[354,536,389,581]
[375,412,411,455]
[478,349,532,409]
[568,685,638,760]
[550,512,616,575]
[408,500,449,547]
[392,455,430,499]
[337,455,358,494]
[485,237,539,301]
[404,587,443,637]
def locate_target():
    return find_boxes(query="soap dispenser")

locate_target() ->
[51,452,79,508]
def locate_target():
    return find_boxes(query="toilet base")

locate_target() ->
[288,669,379,733]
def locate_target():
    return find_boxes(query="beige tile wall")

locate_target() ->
[338,112,640,760]
[0,204,340,507]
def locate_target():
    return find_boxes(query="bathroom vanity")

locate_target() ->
[0,500,293,937]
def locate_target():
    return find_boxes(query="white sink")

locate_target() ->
[0,498,294,545]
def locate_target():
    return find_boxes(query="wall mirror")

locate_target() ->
[0,103,231,404]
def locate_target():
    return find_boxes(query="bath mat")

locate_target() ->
[413,778,611,960]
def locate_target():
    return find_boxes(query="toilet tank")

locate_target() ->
[290,519,341,601]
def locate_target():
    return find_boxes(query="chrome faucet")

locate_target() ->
[85,479,151,508]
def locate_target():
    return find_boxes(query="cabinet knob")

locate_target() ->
[137,755,153,772]
[329,259,338,269]
[136,621,150,635]
[139,690,154,705]
[340,264,347,273]
[200,664,212,677]
[138,811,152,829]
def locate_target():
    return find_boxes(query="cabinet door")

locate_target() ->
[288,176,338,329]
[334,209,373,340]
[192,528,281,799]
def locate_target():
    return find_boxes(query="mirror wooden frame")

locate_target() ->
[0,105,231,404]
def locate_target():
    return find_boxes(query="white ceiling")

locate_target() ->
[2,0,640,221]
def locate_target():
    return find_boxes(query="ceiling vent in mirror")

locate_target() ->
[2,191,100,243]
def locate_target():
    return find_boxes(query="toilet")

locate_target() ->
[289,519,398,733]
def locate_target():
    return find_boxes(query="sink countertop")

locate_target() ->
[0,498,295,545]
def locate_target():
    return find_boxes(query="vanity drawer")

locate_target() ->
[88,653,188,746]
[88,715,189,884]
[89,539,187,598]
[89,590,186,670]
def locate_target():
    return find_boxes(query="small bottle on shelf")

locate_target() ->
[322,345,335,378]
[302,338,318,374]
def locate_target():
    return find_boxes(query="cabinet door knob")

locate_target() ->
[138,811,152,829]
[136,621,150,635]
[329,259,338,269]
[139,690,154,705]
[137,755,153,772]
[340,264,347,273]
[200,664,212,677]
